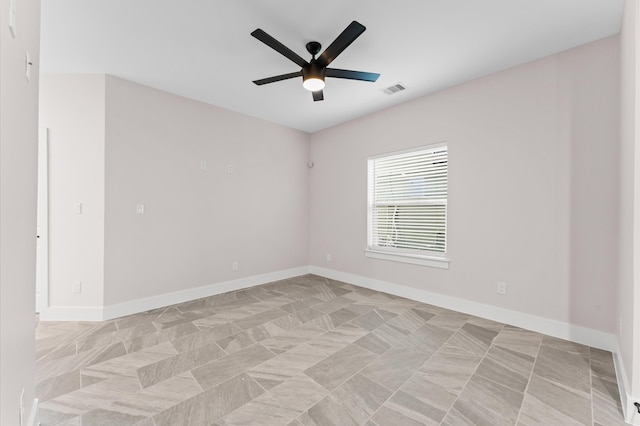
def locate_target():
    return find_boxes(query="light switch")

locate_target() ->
[200,160,207,170]
[228,165,233,173]
[136,204,145,214]
[74,202,82,215]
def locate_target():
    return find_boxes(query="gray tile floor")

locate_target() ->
[35,275,627,426]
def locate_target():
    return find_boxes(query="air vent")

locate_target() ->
[381,82,407,95]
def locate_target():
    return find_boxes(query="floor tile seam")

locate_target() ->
[361,347,447,424]
[369,310,443,359]
[589,359,619,384]
[312,367,392,426]
[469,366,529,397]
[37,339,75,361]
[35,343,75,365]
[175,334,229,359]
[250,372,270,395]
[36,340,178,383]
[363,374,411,425]
[44,384,135,421]
[473,340,540,394]
[512,337,543,425]
[151,370,257,424]
[472,369,527,399]
[384,337,440,387]
[188,341,261,383]
[590,379,624,405]
[436,336,495,424]
[540,341,590,358]
[111,375,196,418]
[341,305,390,331]
[220,315,295,348]
[231,308,292,331]
[80,330,155,358]
[300,341,381,410]
[262,342,281,357]
[229,380,329,423]
[213,340,229,359]
[133,368,145,390]
[530,368,593,400]
[35,357,92,388]
[415,316,470,362]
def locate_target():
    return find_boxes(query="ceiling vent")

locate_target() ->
[381,82,407,95]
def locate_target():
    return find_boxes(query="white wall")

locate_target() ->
[618,0,640,419]
[39,74,311,312]
[310,36,619,334]
[103,76,311,305]
[39,74,106,308]
[0,0,41,423]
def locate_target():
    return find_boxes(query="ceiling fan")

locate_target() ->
[251,21,380,102]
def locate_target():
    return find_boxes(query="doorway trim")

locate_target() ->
[36,127,49,313]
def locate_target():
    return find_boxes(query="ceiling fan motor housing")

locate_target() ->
[303,62,325,81]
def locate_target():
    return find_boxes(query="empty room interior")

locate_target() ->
[2,0,640,425]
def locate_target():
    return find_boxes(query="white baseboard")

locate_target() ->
[39,266,310,322]
[102,266,310,320]
[41,264,618,352]
[613,343,640,426]
[309,266,617,352]
[38,306,103,322]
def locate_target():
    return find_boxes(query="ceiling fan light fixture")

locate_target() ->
[303,76,325,91]
[251,21,378,101]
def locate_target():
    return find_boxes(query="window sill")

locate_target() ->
[364,249,450,269]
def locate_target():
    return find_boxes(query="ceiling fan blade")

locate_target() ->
[251,29,309,68]
[312,90,324,102]
[316,21,366,68]
[253,71,303,85]
[325,68,380,82]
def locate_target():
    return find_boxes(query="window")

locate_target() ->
[366,143,449,268]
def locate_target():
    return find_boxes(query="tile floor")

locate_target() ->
[35,275,627,426]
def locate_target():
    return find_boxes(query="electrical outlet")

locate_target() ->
[497,282,507,295]
[232,261,238,271]
[326,253,331,262]
[228,165,234,173]
[72,281,82,294]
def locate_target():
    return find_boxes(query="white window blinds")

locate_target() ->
[368,144,448,256]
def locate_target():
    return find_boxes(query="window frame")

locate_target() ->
[366,142,450,269]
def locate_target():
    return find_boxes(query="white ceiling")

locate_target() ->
[40,0,623,133]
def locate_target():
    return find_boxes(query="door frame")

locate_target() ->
[36,127,49,313]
